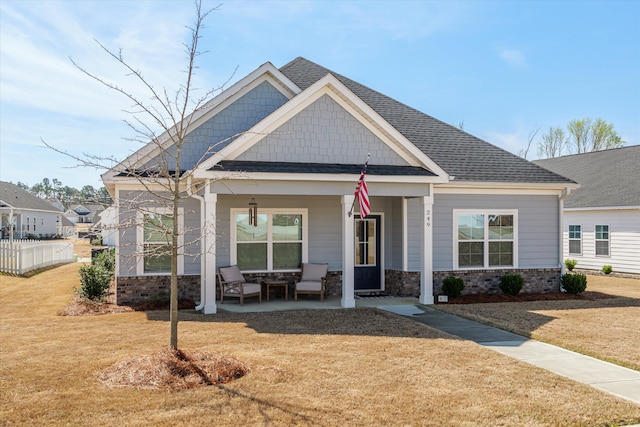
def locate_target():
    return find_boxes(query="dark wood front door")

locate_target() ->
[354,215,381,291]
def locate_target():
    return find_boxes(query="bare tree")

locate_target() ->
[518,127,540,160]
[537,127,567,158]
[588,118,624,152]
[45,1,227,350]
[567,117,624,154]
[567,119,591,154]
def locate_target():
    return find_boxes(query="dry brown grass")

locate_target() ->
[70,236,94,258]
[436,275,640,371]
[1,265,639,426]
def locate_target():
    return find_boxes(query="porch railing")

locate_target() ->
[0,239,74,275]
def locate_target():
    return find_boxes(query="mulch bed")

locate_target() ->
[97,348,249,390]
[439,291,614,304]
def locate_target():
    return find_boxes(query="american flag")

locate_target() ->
[355,157,370,218]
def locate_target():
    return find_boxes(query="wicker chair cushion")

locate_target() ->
[220,265,245,283]
[296,281,322,291]
[239,283,261,294]
[300,263,328,281]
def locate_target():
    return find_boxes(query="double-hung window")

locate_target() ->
[595,225,610,256]
[454,210,518,269]
[568,225,582,255]
[136,208,183,275]
[231,209,307,272]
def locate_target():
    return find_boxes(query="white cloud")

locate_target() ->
[499,49,528,69]
[484,129,531,157]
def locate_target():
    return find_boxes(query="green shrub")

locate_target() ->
[76,249,115,301]
[93,248,115,273]
[90,234,103,246]
[601,265,613,274]
[564,258,578,272]
[499,274,524,296]
[560,273,587,295]
[76,263,112,301]
[441,276,465,299]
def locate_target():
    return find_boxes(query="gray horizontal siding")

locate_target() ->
[116,191,201,276]
[432,193,560,271]
[215,195,343,271]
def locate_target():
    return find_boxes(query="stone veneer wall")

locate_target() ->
[115,268,560,305]
[384,268,560,297]
[244,271,343,297]
[116,275,201,305]
[385,270,421,297]
[433,268,561,295]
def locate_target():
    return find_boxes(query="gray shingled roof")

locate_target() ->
[0,181,63,212]
[279,57,574,184]
[214,161,436,176]
[534,146,640,208]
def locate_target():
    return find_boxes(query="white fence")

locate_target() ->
[0,240,75,275]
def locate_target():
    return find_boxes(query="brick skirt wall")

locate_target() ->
[115,268,561,305]
[384,268,561,297]
[433,268,561,295]
[116,275,201,306]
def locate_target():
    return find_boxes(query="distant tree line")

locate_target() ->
[14,178,112,210]
[536,117,624,159]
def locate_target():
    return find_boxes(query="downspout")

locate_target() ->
[559,188,572,277]
[187,175,208,311]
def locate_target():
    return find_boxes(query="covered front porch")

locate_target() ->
[197,181,437,314]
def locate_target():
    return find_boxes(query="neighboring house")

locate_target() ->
[535,146,640,276]
[47,199,65,212]
[95,206,117,246]
[59,215,76,238]
[64,204,105,224]
[102,57,576,313]
[0,181,64,239]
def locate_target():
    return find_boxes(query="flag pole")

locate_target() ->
[348,153,371,217]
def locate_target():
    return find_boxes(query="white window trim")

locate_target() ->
[230,208,308,273]
[568,224,582,256]
[453,209,519,270]
[594,224,610,258]
[136,207,184,276]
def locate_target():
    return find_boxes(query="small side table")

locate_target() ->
[264,279,288,301]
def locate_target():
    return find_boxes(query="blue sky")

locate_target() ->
[1,0,639,189]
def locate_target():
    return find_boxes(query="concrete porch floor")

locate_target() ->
[216,295,421,313]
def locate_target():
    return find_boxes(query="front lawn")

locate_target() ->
[1,264,639,426]
[436,275,640,371]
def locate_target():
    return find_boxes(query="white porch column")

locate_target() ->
[419,194,434,305]
[203,192,218,314]
[402,197,408,271]
[341,195,356,308]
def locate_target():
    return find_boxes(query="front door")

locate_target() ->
[354,215,381,291]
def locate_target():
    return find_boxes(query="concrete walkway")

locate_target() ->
[379,304,640,406]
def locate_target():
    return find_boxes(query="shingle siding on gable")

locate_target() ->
[235,94,410,166]
[144,81,289,171]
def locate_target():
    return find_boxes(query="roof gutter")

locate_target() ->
[186,175,208,312]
